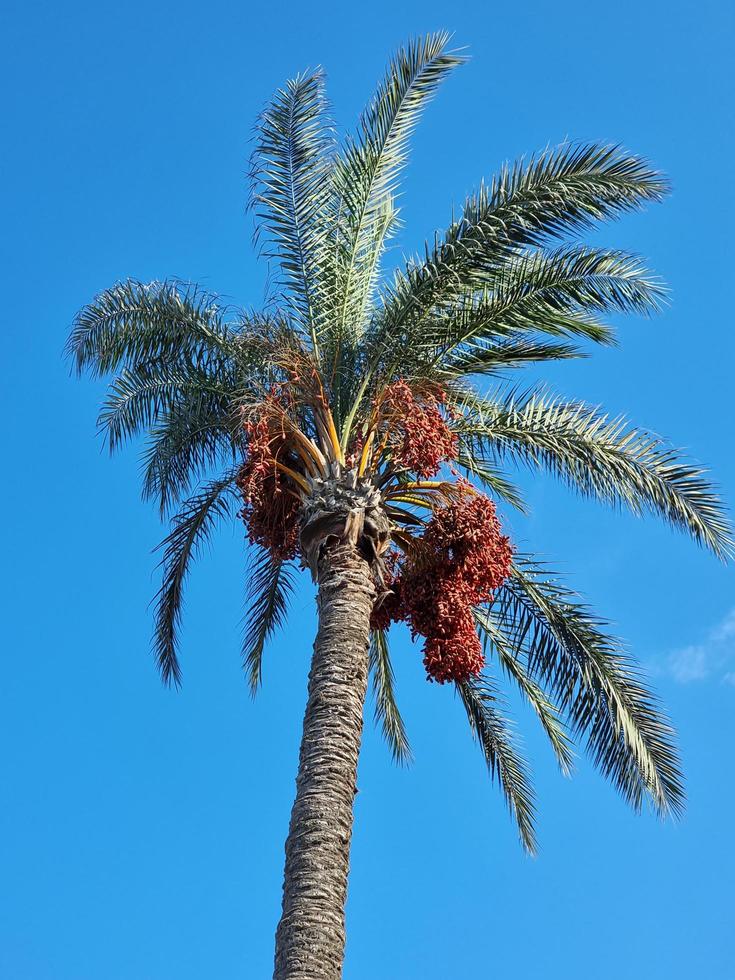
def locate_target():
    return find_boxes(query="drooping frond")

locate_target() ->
[475,609,574,775]
[456,675,537,854]
[66,279,234,376]
[97,359,236,453]
[250,69,334,346]
[494,556,685,816]
[242,547,297,694]
[141,389,238,516]
[153,473,241,686]
[369,629,412,764]
[453,388,733,558]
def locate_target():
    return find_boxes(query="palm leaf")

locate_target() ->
[152,473,240,686]
[432,246,664,360]
[242,548,297,694]
[475,609,574,775]
[494,556,685,816]
[98,360,235,453]
[440,335,584,378]
[331,31,465,340]
[456,675,537,854]
[141,391,237,516]
[463,142,668,250]
[66,279,234,376]
[369,629,412,764]
[377,247,664,387]
[454,387,733,558]
[250,69,334,347]
[375,144,668,348]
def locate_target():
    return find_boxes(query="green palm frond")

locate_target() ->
[454,388,733,558]
[435,247,663,356]
[475,609,574,775]
[66,279,234,376]
[331,32,465,342]
[456,675,537,854]
[242,548,297,694]
[440,336,585,378]
[466,142,668,249]
[454,444,527,513]
[494,556,685,816]
[375,144,667,344]
[153,473,241,686]
[98,360,236,453]
[376,247,664,386]
[250,69,334,347]
[141,391,237,516]
[369,629,412,764]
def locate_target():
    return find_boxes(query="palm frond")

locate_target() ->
[141,391,237,516]
[475,609,574,775]
[494,556,685,816]
[465,142,668,250]
[375,144,668,344]
[152,473,240,686]
[369,629,412,764]
[440,336,584,378]
[331,32,465,340]
[242,547,297,694]
[454,443,527,513]
[250,69,334,347]
[66,279,234,376]
[454,387,733,558]
[456,675,537,854]
[434,247,663,359]
[98,360,236,453]
[376,247,664,386]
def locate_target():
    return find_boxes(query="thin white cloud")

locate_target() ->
[712,610,735,643]
[652,608,735,685]
[667,644,710,683]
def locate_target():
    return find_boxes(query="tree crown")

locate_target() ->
[68,32,732,852]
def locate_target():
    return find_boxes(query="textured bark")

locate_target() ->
[273,540,376,980]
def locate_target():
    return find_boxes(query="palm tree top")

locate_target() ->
[67,31,732,853]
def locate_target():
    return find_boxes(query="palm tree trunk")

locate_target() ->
[273,540,376,980]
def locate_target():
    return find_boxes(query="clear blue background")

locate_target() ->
[2,1,734,977]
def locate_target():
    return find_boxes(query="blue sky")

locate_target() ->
[2,1,734,977]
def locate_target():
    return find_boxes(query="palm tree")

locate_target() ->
[68,32,731,980]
